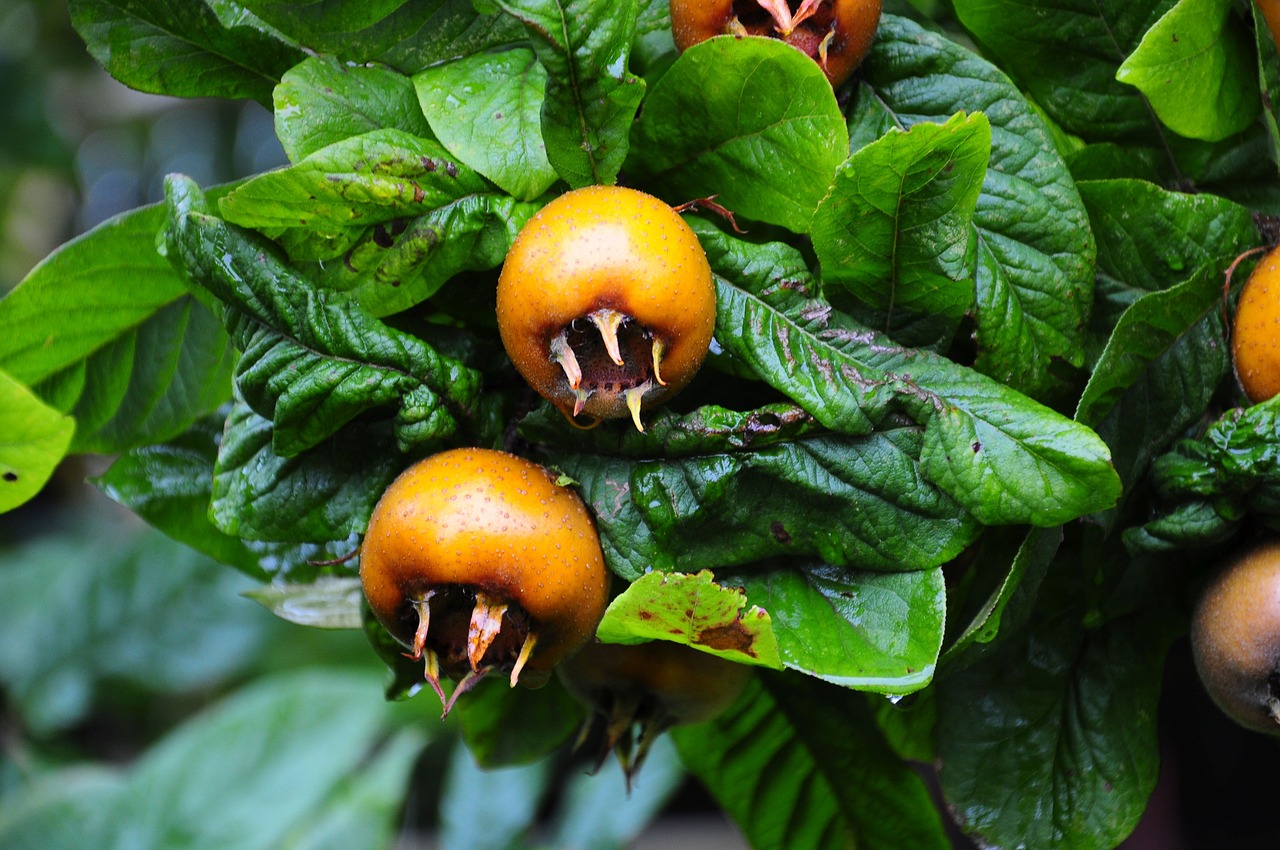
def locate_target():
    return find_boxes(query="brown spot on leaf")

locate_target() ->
[695,622,756,657]
[770,521,791,544]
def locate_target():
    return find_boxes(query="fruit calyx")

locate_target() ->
[731,0,842,73]
[550,307,667,432]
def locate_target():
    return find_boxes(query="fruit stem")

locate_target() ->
[467,592,510,672]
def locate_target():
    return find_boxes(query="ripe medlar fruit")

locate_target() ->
[1191,538,1280,734]
[496,185,716,432]
[360,448,610,714]
[1232,245,1280,404]
[669,0,883,87]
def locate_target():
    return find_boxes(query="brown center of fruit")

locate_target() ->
[550,307,667,431]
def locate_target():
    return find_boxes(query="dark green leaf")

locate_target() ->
[454,676,584,767]
[1122,499,1240,553]
[1115,0,1259,142]
[850,14,1097,399]
[675,673,950,850]
[414,48,557,200]
[237,0,524,73]
[720,564,947,694]
[0,527,273,734]
[700,223,1121,527]
[166,175,482,455]
[936,552,1177,850]
[951,0,1176,140]
[628,36,847,232]
[273,56,435,162]
[1255,1,1280,163]
[491,0,645,188]
[813,111,989,350]
[69,0,305,105]
[0,370,74,515]
[210,403,401,543]
[94,411,360,582]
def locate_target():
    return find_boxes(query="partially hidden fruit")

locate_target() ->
[496,185,715,432]
[558,640,753,783]
[670,0,883,88]
[1232,245,1280,404]
[1190,538,1280,734]
[1257,0,1280,55]
[360,448,609,714]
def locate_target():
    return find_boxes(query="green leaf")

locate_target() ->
[850,14,1097,399]
[813,111,990,350]
[414,48,558,200]
[243,578,363,629]
[1122,499,1239,552]
[675,673,951,850]
[951,0,1176,140]
[628,36,848,233]
[0,527,272,734]
[1116,0,1259,142]
[491,0,646,188]
[454,676,584,767]
[595,570,784,669]
[553,428,980,581]
[0,769,125,850]
[68,0,305,105]
[94,411,360,582]
[1255,1,1280,163]
[237,0,524,73]
[219,129,492,229]
[211,403,401,543]
[936,552,1176,850]
[273,56,435,162]
[721,564,946,694]
[108,670,422,850]
[1079,179,1259,355]
[438,745,549,850]
[700,223,1121,527]
[1076,268,1230,526]
[166,176,482,455]
[0,370,74,514]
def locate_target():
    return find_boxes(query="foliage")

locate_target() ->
[3,0,1279,847]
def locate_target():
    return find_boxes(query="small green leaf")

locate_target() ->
[722,564,946,694]
[243,578,363,629]
[0,369,74,514]
[454,676,584,767]
[1116,0,1259,142]
[628,36,848,232]
[69,0,305,105]
[595,570,784,669]
[274,56,435,162]
[491,0,645,189]
[814,111,989,350]
[675,673,951,850]
[415,48,557,200]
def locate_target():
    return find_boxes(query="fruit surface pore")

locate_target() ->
[359,448,609,712]
[496,185,715,432]
[1232,245,1280,404]
[1191,538,1280,734]
[669,0,883,87]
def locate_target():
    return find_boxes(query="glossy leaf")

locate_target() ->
[1116,0,1259,142]
[491,0,645,188]
[596,570,784,669]
[237,0,524,72]
[415,48,558,200]
[722,564,946,694]
[165,176,482,455]
[69,0,305,105]
[273,56,435,162]
[243,578,363,629]
[675,673,951,850]
[628,36,847,233]
[0,370,74,514]
[951,0,1176,140]
[813,111,989,350]
[850,14,1097,399]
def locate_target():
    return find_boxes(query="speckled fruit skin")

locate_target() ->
[670,0,882,88]
[1191,539,1280,735]
[559,640,753,726]
[359,447,609,688]
[1232,246,1280,404]
[495,185,715,425]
